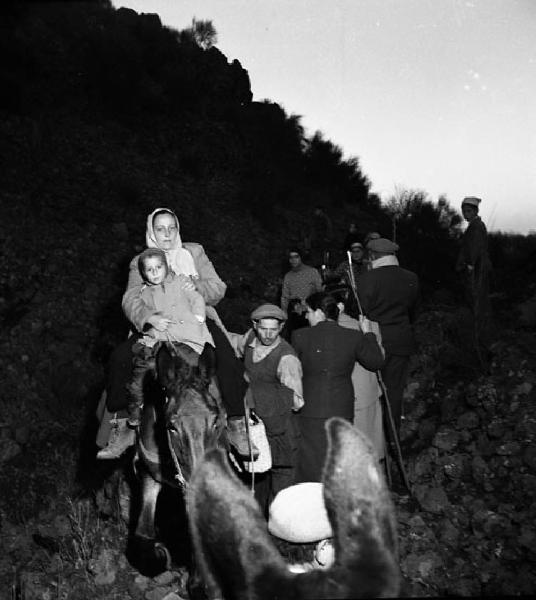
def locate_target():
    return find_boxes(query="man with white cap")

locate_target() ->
[356,238,420,435]
[229,304,304,515]
[456,196,492,356]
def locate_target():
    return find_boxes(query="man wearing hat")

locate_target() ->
[334,241,365,287]
[356,238,420,435]
[229,304,304,515]
[456,197,492,352]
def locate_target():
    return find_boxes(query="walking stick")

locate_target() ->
[346,254,412,495]
[376,372,412,494]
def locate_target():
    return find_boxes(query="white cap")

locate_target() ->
[462,196,482,208]
[268,482,333,543]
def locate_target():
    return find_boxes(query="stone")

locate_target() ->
[487,420,506,439]
[471,455,489,483]
[439,519,459,547]
[418,418,437,443]
[153,571,175,586]
[14,426,30,445]
[440,454,465,479]
[0,438,21,464]
[417,486,450,514]
[456,410,479,430]
[496,442,522,456]
[523,447,536,469]
[432,429,459,451]
[89,548,117,586]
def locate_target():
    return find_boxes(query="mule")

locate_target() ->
[128,341,227,578]
[187,417,400,599]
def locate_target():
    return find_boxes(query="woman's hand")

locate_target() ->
[177,273,196,291]
[292,395,305,412]
[147,314,174,332]
[359,316,372,334]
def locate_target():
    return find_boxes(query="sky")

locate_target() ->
[114,0,536,234]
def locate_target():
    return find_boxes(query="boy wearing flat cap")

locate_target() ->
[456,196,492,356]
[229,304,304,515]
[356,238,420,435]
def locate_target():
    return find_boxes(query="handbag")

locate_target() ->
[242,409,272,474]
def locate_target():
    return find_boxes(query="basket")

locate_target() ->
[242,411,272,473]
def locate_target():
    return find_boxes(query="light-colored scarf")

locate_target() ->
[371,255,399,269]
[145,208,198,278]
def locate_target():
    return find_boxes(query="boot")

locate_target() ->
[96,418,135,460]
[227,416,259,460]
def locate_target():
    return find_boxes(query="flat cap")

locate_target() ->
[251,303,287,322]
[366,237,399,253]
[462,196,481,208]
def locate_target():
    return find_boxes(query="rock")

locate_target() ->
[432,429,459,451]
[438,518,459,547]
[519,528,536,549]
[14,426,30,445]
[89,548,117,586]
[523,446,536,469]
[471,455,490,483]
[403,382,420,401]
[0,438,21,464]
[408,514,427,528]
[496,442,522,456]
[516,296,536,327]
[146,587,175,600]
[415,485,450,514]
[401,550,444,580]
[456,410,479,429]
[476,433,497,457]
[153,571,175,586]
[487,420,506,438]
[417,418,437,443]
[439,454,465,479]
[515,381,533,395]
[412,449,438,478]
[446,577,481,596]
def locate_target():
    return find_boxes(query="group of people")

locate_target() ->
[96,194,490,515]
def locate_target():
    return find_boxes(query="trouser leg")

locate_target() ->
[270,463,296,504]
[106,335,139,413]
[206,319,246,417]
[381,354,410,434]
[126,345,154,426]
[253,472,271,518]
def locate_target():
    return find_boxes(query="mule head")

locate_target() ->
[155,342,226,483]
[187,417,400,599]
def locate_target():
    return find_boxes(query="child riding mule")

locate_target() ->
[128,341,227,577]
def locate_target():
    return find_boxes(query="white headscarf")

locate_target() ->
[145,208,199,278]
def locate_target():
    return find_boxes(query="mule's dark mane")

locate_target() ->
[156,341,216,397]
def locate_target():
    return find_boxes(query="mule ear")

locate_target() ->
[198,343,217,382]
[155,342,176,389]
[321,417,400,597]
[187,448,288,599]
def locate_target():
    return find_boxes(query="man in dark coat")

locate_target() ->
[356,238,419,434]
[291,292,384,482]
[456,196,492,354]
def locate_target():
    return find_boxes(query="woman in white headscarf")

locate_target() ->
[97,208,252,459]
